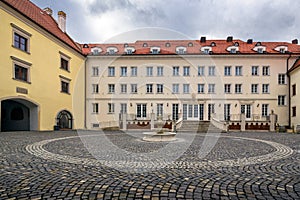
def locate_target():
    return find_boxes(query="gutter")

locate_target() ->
[287,53,292,128]
[84,57,87,129]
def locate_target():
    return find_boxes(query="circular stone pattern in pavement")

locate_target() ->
[25,135,294,170]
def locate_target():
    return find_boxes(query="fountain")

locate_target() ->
[142,115,177,142]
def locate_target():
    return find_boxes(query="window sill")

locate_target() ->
[61,91,71,95]
[12,78,31,84]
[12,45,30,54]
[60,68,70,73]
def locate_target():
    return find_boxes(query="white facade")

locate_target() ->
[85,41,299,129]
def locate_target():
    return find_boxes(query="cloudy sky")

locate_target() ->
[31,0,300,43]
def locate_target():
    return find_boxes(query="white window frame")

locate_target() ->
[173,66,180,76]
[108,66,115,77]
[208,66,215,76]
[108,103,115,113]
[92,103,99,114]
[262,84,269,94]
[172,84,179,94]
[251,84,259,94]
[278,74,286,84]
[183,66,190,76]
[198,84,205,94]
[262,66,270,76]
[183,84,190,94]
[120,66,127,77]
[278,95,286,106]
[120,84,127,94]
[92,66,99,76]
[208,84,215,93]
[146,84,153,93]
[235,66,242,76]
[224,84,231,93]
[157,66,164,76]
[131,66,137,76]
[252,66,259,76]
[198,66,205,76]
[157,84,164,93]
[146,66,153,76]
[131,84,138,93]
[224,66,231,76]
[92,84,99,93]
[108,84,115,93]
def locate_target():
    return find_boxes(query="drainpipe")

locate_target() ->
[287,53,292,128]
[84,57,87,129]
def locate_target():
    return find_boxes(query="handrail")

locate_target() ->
[211,117,228,132]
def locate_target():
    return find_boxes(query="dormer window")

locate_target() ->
[275,46,288,53]
[83,44,89,48]
[256,42,262,46]
[124,47,135,54]
[107,47,118,55]
[176,46,187,54]
[188,42,193,47]
[165,42,171,47]
[150,47,160,54]
[91,47,102,55]
[226,46,239,54]
[201,46,212,54]
[234,42,239,47]
[143,43,148,47]
[253,45,266,53]
[124,43,128,47]
[211,42,216,47]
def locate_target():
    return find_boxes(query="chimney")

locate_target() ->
[200,36,206,43]
[58,11,66,32]
[43,7,53,15]
[292,39,298,44]
[226,36,233,42]
[247,39,253,44]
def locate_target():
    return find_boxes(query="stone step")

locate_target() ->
[178,120,223,133]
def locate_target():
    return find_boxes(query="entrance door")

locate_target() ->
[172,104,179,120]
[137,104,147,119]
[241,104,251,119]
[57,110,73,129]
[224,104,231,121]
[208,104,215,120]
[183,104,201,120]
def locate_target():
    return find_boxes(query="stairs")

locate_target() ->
[178,121,224,133]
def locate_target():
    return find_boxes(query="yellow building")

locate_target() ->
[289,59,300,131]
[0,0,85,131]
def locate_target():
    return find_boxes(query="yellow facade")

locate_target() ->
[0,2,85,131]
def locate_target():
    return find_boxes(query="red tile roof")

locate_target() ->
[288,59,300,73]
[3,0,82,54]
[81,39,300,56]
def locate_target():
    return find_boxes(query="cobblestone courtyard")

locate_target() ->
[0,130,299,199]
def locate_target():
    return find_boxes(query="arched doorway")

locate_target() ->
[1,99,38,131]
[56,110,73,129]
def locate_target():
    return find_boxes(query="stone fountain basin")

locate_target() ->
[142,132,177,142]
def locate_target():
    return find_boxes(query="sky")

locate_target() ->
[31,0,300,44]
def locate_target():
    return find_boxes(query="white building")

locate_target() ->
[83,37,300,131]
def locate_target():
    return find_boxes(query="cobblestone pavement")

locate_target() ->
[0,131,299,199]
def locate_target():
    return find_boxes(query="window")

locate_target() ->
[251,84,259,94]
[257,48,263,53]
[224,66,231,76]
[151,49,159,54]
[230,48,236,54]
[157,84,163,93]
[262,104,269,117]
[262,66,270,76]
[204,48,210,54]
[108,103,115,113]
[172,84,179,94]
[208,66,215,76]
[278,95,286,106]
[157,104,163,117]
[173,66,179,76]
[235,66,242,76]
[183,84,190,93]
[224,84,231,93]
[120,103,127,114]
[92,103,99,114]
[208,84,215,93]
[278,74,286,84]
[177,48,186,54]
[108,67,115,77]
[121,66,127,77]
[197,84,205,94]
[279,48,285,53]
[292,106,296,117]
[252,66,259,76]
[146,84,153,93]
[157,66,164,76]
[146,67,153,76]
[92,84,99,93]
[61,81,69,94]
[292,84,296,96]
[92,67,99,76]
[59,75,71,94]
[120,84,127,93]
[108,84,115,93]
[14,32,28,52]
[131,84,137,93]
[198,66,205,76]
[235,84,242,93]
[14,64,29,82]
[183,66,190,76]
[131,66,137,76]
[60,57,69,71]
[126,49,133,54]
[262,84,269,93]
